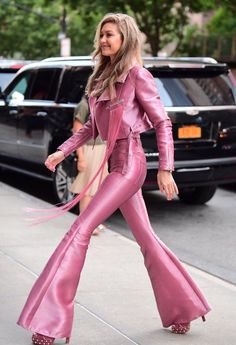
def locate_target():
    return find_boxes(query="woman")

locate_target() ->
[70,96,109,235]
[17,13,211,345]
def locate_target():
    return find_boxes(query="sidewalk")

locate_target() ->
[0,181,236,345]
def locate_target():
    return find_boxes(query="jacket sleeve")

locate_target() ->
[57,115,93,157]
[135,67,174,171]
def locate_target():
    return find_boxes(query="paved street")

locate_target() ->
[107,186,236,285]
[1,2,236,344]
[1,170,236,284]
[1,180,236,345]
[0,173,236,345]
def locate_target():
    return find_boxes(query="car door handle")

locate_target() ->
[36,111,47,117]
[9,109,18,115]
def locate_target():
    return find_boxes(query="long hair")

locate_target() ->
[86,13,143,99]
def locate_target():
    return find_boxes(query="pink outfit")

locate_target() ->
[56,66,174,171]
[17,66,211,340]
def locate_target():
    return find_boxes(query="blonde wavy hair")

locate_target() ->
[86,13,143,98]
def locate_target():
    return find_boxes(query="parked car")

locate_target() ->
[0,56,236,204]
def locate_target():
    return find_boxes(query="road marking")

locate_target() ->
[75,302,141,345]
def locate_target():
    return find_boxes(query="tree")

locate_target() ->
[63,0,219,56]
[1,0,235,59]
[65,8,102,56]
[0,0,61,58]
[207,7,236,35]
[65,0,236,56]
[0,0,98,59]
[176,1,236,59]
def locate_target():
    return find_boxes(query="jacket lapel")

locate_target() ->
[89,67,133,139]
[96,70,129,102]
[88,96,98,139]
[96,88,113,102]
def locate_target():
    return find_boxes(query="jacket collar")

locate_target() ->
[96,69,130,102]
[116,71,129,83]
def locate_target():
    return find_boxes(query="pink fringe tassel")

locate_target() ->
[26,103,123,226]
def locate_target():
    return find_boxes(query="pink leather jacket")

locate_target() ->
[58,66,174,171]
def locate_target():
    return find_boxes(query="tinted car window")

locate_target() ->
[58,67,91,103]
[30,68,61,101]
[153,72,235,106]
[6,71,34,100]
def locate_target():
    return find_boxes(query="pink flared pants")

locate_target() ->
[17,135,211,339]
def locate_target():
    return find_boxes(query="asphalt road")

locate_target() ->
[1,169,236,285]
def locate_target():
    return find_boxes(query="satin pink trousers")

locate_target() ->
[17,136,211,339]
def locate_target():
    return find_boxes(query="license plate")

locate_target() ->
[178,126,202,139]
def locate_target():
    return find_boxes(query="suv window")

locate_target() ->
[7,71,34,100]
[152,70,235,106]
[58,67,91,103]
[30,68,61,101]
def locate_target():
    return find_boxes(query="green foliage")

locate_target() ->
[64,0,219,55]
[64,9,102,56]
[175,24,203,56]
[0,0,61,59]
[0,0,98,59]
[0,0,235,59]
[176,2,236,59]
[207,7,236,35]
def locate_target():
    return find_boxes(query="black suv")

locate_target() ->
[0,56,236,204]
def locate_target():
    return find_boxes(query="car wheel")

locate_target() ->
[52,162,76,203]
[178,185,217,204]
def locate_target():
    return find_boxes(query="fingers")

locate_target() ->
[45,154,56,172]
[45,151,64,172]
[174,182,179,195]
[162,183,175,201]
[158,175,178,201]
[166,183,178,200]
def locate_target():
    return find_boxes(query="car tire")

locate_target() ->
[178,185,217,204]
[52,161,76,203]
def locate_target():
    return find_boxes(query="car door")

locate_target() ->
[0,70,34,157]
[17,68,61,163]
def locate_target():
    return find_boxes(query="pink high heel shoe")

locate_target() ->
[32,333,70,345]
[171,322,190,334]
[171,315,206,334]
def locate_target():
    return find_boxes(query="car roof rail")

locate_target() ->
[42,56,92,62]
[142,56,218,64]
[42,56,218,65]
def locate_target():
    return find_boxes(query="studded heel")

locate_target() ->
[171,315,206,334]
[32,333,70,345]
[171,322,190,334]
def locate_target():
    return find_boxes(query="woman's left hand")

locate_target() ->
[157,170,179,201]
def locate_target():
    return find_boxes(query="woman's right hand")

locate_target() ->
[45,151,65,172]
